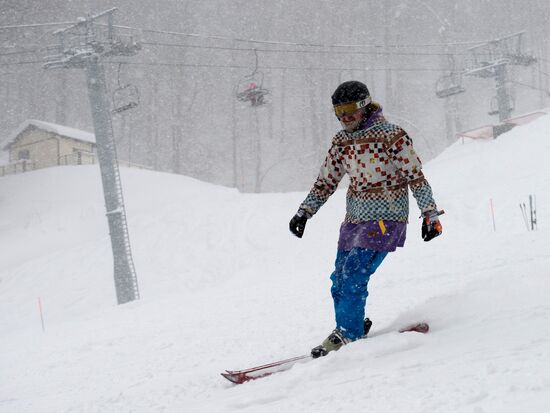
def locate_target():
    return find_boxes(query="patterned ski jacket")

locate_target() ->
[300,107,437,230]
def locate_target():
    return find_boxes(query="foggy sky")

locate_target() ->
[1,0,549,191]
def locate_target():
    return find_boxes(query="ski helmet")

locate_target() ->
[331,81,372,132]
[331,81,371,106]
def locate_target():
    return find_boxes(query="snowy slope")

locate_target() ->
[1,116,550,413]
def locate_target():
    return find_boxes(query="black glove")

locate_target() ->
[289,210,309,238]
[422,210,443,242]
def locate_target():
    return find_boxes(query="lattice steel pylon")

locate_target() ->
[44,8,141,304]
[464,31,536,122]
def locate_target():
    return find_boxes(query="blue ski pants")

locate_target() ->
[330,248,388,341]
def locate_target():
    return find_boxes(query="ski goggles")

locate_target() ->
[334,97,371,118]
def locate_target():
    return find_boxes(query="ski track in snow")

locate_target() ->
[1,115,550,412]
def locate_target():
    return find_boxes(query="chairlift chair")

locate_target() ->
[435,73,466,98]
[235,49,270,107]
[112,83,140,114]
[236,72,270,107]
[111,63,139,114]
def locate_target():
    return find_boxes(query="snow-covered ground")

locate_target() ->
[1,116,550,413]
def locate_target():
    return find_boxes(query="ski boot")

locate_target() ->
[311,318,372,359]
[362,317,373,338]
[311,329,349,358]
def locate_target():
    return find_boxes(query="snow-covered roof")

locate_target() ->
[3,119,96,150]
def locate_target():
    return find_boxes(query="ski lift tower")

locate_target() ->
[464,31,536,122]
[44,8,141,305]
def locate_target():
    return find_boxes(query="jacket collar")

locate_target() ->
[359,103,384,130]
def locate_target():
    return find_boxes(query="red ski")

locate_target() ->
[221,354,311,384]
[221,322,429,384]
[398,321,429,334]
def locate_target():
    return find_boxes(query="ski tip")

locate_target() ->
[221,372,241,384]
[399,322,430,334]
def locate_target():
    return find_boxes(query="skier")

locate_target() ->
[289,80,443,358]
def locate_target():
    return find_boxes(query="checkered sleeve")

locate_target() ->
[299,143,345,217]
[386,128,437,213]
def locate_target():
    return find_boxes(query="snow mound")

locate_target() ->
[1,115,549,412]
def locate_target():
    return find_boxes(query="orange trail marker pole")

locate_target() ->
[38,297,45,333]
